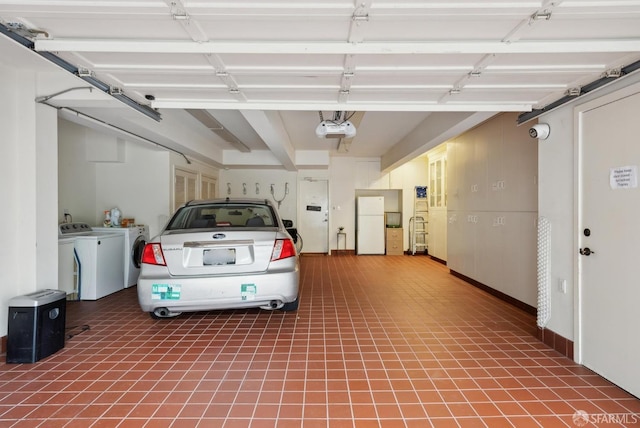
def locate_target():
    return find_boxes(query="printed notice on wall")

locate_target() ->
[610,165,638,189]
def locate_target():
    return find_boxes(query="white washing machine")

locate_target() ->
[59,223,125,300]
[93,225,150,288]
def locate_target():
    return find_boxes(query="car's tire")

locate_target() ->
[150,308,182,319]
[280,296,299,312]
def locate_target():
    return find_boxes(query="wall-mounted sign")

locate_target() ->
[610,165,638,189]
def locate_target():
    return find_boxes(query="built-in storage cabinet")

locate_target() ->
[427,150,447,260]
[174,168,197,212]
[355,160,389,189]
[446,113,538,308]
[200,174,217,200]
[448,211,537,306]
[448,117,537,213]
[386,228,404,255]
[428,210,447,260]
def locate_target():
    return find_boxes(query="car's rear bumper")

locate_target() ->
[137,267,299,313]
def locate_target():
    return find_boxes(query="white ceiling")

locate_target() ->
[2,0,640,170]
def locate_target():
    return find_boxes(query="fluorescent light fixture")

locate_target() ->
[356,65,474,72]
[237,84,341,89]
[486,64,606,71]
[351,84,450,90]
[125,83,227,89]
[228,66,343,72]
[94,64,214,71]
[465,84,566,89]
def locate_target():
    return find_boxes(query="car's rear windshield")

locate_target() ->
[166,203,277,230]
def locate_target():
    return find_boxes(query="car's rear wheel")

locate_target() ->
[280,296,299,312]
[150,308,182,319]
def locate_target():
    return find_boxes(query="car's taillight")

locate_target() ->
[271,239,296,261]
[141,243,166,266]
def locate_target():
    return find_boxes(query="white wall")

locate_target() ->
[96,144,171,238]
[539,71,640,342]
[36,104,59,291]
[329,156,428,251]
[219,169,299,224]
[58,120,97,223]
[58,120,185,238]
[0,67,59,337]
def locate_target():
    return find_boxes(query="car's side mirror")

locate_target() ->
[283,219,293,227]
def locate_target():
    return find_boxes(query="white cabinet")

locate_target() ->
[428,209,447,261]
[200,174,217,200]
[174,168,197,212]
[447,210,537,308]
[445,112,538,308]
[355,160,389,189]
[502,120,538,212]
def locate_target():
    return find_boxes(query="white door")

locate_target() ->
[298,179,329,253]
[579,91,640,397]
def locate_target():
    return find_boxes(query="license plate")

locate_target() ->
[203,248,236,265]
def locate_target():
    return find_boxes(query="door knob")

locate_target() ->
[579,247,595,256]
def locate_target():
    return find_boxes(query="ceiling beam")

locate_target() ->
[381,111,496,172]
[152,100,531,112]
[239,110,297,171]
[35,39,640,55]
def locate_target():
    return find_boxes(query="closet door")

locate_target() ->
[174,168,197,213]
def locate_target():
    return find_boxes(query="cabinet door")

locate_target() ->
[174,168,197,212]
[502,118,538,212]
[355,161,389,189]
[446,141,460,211]
[509,212,538,307]
[446,211,463,272]
[474,212,498,288]
[470,133,489,211]
[428,210,447,261]
[201,174,217,200]
[459,211,478,278]
[486,119,506,211]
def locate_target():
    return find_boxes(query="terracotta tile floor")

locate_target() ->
[1,255,639,427]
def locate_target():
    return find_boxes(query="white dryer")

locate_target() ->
[93,225,150,288]
[59,223,125,300]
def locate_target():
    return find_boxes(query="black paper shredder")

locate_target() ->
[7,289,66,363]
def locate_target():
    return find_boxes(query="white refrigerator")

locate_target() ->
[357,196,385,255]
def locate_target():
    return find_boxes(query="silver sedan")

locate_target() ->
[137,198,299,318]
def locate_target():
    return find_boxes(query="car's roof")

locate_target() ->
[184,198,275,207]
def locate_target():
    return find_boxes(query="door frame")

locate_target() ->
[573,80,640,364]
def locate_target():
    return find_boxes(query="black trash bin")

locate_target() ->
[7,289,66,363]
